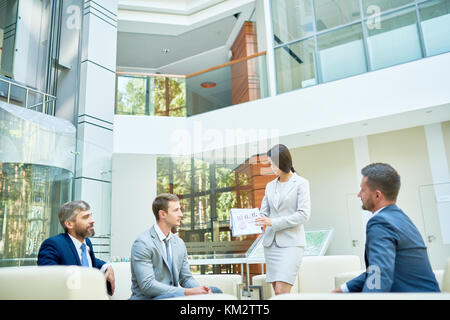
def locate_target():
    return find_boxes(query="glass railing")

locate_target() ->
[115,51,268,117]
[0,76,57,116]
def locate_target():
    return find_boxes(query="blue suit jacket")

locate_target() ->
[37,233,105,269]
[346,204,440,292]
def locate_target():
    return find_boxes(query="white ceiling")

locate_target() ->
[116,0,257,109]
[116,0,256,74]
[116,15,237,70]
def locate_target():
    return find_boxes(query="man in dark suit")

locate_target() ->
[333,163,440,293]
[38,200,115,294]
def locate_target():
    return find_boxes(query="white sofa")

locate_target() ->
[109,262,242,300]
[252,255,362,299]
[269,293,450,300]
[0,266,109,300]
[334,258,450,293]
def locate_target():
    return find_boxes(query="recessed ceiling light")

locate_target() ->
[161,48,170,53]
[201,81,216,88]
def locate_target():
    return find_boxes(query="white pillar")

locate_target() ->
[261,0,277,97]
[424,123,450,244]
[75,0,118,260]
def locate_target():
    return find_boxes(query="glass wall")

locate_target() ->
[116,75,187,117]
[0,163,72,267]
[272,0,450,94]
[157,154,260,274]
[0,0,18,77]
[115,53,268,117]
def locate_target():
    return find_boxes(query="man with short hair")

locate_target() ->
[333,163,440,293]
[130,193,222,300]
[38,200,115,294]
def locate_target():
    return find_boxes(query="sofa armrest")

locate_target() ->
[334,269,365,289]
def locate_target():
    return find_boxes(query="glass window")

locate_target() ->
[194,159,210,192]
[272,0,314,44]
[194,195,210,226]
[168,78,187,117]
[318,23,367,83]
[115,76,147,115]
[366,6,422,70]
[0,0,18,77]
[216,192,237,221]
[314,0,361,32]
[362,0,413,15]
[419,0,450,57]
[215,166,237,189]
[180,197,191,227]
[275,38,317,94]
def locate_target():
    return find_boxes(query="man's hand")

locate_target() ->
[104,266,115,295]
[185,286,211,296]
[332,287,343,293]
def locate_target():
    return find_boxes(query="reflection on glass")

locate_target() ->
[216,192,237,221]
[0,163,72,267]
[362,0,413,15]
[0,0,18,77]
[116,76,146,115]
[275,38,316,94]
[194,159,210,192]
[150,77,186,117]
[314,0,361,31]
[194,195,210,227]
[318,23,367,82]
[367,7,422,70]
[180,197,191,227]
[419,0,450,57]
[272,0,314,44]
[215,166,237,189]
[168,78,187,117]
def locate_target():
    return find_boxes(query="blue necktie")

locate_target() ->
[80,243,90,267]
[163,238,176,286]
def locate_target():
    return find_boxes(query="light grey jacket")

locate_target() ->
[260,173,311,247]
[130,225,199,299]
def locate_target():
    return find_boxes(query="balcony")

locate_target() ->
[115,51,268,117]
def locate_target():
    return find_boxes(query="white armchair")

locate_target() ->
[252,255,361,299]
[0,266,109,300]
[109,262,242,299]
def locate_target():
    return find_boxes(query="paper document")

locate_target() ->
[230,208,263,237]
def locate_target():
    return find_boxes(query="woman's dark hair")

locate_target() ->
[267,144,295,174]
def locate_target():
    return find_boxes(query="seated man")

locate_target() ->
[130,193,222,300]
[38,200,115,295]
[333,163,440,293]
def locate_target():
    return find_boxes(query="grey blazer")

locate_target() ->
[260,173,311,247]
[130,225,199,299]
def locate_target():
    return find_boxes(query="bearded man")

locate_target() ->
[37,200,115,294]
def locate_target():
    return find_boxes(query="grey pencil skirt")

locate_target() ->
[264,242,304,285]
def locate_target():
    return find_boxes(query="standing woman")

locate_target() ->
[255,144,311,296]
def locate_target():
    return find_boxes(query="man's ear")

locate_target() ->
[65,220,73,231]
[375,190,383,200]
[158,209,166,220]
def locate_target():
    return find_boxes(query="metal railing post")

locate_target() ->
[7,82,11,104]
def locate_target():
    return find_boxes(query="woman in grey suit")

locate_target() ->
[255,144,311,296]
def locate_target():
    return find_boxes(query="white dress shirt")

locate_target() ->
[68,234,109,272]
[341,206,387,293]
[154,223,173,261]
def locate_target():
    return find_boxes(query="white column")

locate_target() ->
[75,0,118,260]
[352,136,372,230]
[261,0,277,97]
[424,123,450,244]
